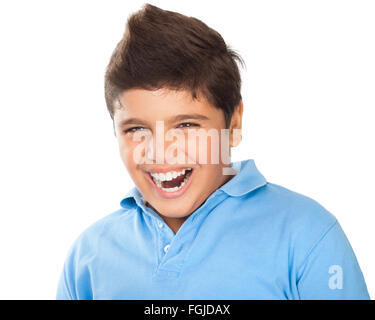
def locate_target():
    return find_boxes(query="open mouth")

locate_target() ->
[148,168,194,194]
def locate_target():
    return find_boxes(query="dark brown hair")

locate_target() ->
[104,3,245,127]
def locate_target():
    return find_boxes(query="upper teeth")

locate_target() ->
[150,168,191,182]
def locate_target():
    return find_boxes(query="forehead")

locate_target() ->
[115,88,218,120]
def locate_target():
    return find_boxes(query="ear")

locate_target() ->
[229,101,243,147]
[113,120,117,137]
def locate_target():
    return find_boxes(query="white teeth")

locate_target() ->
[150,168,191,182]
[150,169,192,192]
[166,172,172,181]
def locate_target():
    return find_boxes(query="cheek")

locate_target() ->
[185,130,222,165]
[117,138,139,169]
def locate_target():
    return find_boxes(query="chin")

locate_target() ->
[153,201,194,218]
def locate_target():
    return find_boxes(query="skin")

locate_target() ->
[113,88,243,234]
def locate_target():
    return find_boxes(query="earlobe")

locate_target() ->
[230,128,242,147]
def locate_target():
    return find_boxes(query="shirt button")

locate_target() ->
[164,244,170,253]
[158,221,164,228]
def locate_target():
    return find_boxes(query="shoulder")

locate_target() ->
[242,181,338,227]
[57,206,138,299]
[237,181,338,254]
[65,206,137,260]
[257,182,339,263]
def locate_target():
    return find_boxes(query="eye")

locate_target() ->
[177,122,200,128]
[124,126,146,133]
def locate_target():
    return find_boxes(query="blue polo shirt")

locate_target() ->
[56,159,370,299]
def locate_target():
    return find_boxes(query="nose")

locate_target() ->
[142,121,187,165]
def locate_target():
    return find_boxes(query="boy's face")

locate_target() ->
[113,88,242,219]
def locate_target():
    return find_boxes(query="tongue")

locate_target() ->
[162,173,186,188]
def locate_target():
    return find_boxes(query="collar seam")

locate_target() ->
[221,181,267,197]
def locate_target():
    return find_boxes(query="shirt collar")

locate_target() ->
[120,158,267,209]
[120,187,143,209]
[218,159,267,197]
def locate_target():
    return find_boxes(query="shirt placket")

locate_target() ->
[139,190,228,284]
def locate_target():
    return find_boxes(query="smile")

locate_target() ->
[146,168,194,198]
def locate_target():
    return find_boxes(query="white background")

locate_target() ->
[0,0,374,299]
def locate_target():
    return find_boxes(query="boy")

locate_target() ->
[56,4,370,299]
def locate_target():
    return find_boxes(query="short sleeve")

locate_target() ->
[296,220,370,299]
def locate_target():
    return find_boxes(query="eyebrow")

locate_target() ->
[117,113,209,128]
